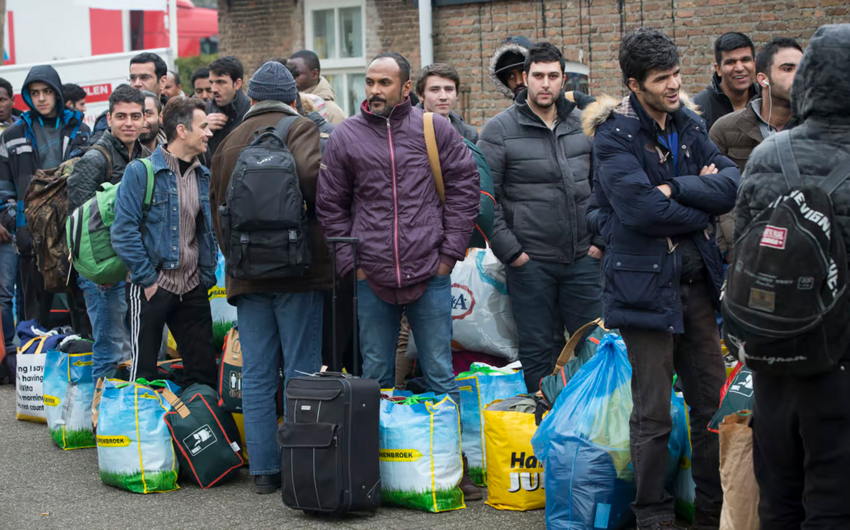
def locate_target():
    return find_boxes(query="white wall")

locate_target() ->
[9,0,92,63]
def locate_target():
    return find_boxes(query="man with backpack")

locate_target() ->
[210,61,331,494]
[584,28,738,529]
[0,64,90,330]
[729,23,850,526]
[66,85,147,381]
[478,42,603,395]
[111,97,218,388]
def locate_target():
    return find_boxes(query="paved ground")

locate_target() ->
[0,385,546,530]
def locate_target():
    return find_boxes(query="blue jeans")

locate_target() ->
[0,243,17,350]
[358,275,459,404]
[77,275,131,381]
[505,255,603,392]
[237,291,324,475]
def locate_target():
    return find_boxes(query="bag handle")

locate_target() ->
[551,318,606,375]
[20,337,41,354]
[424,112,445,205]
[160,387,190,419]
[138,158,156,214]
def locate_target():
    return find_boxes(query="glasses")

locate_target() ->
[127,74,154,82]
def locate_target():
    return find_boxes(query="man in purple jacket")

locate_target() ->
[317,51,479,404]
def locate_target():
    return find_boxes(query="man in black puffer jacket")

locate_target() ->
[478,42,602,393]
[733,23,850,527]
[66,85,147,381]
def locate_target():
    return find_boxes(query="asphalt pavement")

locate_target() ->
[0,385,547,530]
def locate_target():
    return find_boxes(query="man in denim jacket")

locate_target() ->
[112,97,218,386]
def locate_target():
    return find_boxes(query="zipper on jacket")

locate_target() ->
[386,113,402,288]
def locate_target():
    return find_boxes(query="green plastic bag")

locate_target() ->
[380,393,465,512]
[67,158,154,284]
[456,365,527,485]
[43,349,96,450]
[97,379,180,493]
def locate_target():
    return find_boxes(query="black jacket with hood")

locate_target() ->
[0,65,90,255]
[67,130,149,213]
[692,72,760,132]
[489,36,533,100]
[206,88,251,163]
[735,24,850,255]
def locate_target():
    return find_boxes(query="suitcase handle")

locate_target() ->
[328,237,360,376]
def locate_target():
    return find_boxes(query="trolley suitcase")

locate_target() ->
[278,237,381,515]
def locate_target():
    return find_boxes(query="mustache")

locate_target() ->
[368,96,387,104]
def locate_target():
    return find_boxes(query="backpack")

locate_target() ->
[722,131,850,376]
[219,116,311,280]
[424,112,495,249]
[66,158,154,285]
[24,144,111,293]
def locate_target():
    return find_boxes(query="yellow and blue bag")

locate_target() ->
[483,396,545,511]
[96,379,181,494]
[456,365,527,486]
[43,349,96,450]
[379,393,465,513]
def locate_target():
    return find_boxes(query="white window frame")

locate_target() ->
[304,0,367,71]
[323,69,366,116]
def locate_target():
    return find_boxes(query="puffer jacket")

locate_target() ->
[67,130,149,213]
[0,65,90,255]
[584,91,739,333]
[317,97,479,288]
[692,72,760,132]
[735,24,850,249]
[478,89,595,265]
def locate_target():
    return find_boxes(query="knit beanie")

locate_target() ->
[247,61,298,104]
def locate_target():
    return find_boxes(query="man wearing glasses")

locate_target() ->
[129,52,169,106]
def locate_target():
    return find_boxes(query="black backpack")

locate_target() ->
[219,116,311,280]
[722,131,850,376]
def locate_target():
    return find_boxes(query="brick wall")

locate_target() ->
[218,0,849,126]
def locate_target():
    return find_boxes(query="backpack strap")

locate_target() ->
[424,112,445,205]
[161,387,190,418]
[90,144,113,182]
[138,159,155,214]
[819,155,850,196]
[775,131,801,189]
[274,115,301,148]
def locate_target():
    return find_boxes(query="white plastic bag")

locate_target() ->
[409,249,518,360]
[16,353,47,423]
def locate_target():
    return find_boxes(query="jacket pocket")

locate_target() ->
[608,252,664,312]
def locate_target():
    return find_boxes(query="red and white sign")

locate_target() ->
[760,226,788,250]
[82,83,112,103]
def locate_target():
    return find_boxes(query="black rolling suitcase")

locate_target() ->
[277,237,381,515]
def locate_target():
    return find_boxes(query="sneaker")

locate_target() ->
[253,473,281,494]
[460,455,483,501]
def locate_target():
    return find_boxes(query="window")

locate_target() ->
[305,0,366,116]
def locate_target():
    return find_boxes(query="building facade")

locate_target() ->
[217,0,848,127]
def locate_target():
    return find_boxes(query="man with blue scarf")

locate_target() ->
[0,65,90,328]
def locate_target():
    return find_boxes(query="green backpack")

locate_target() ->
[66,158,155,285]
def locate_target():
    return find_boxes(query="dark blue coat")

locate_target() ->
[584,92,739,333]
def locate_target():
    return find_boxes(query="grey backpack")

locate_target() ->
[219,116,311,280]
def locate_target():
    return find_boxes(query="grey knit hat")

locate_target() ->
[247,61,298,104]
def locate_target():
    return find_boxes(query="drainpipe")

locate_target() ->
[167,0,179,60]
[419,0,433,67]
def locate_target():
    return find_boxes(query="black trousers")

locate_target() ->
[620,281,726,527]
[19,254,91,337]
[753,362,850,529]
[127,282,217,388]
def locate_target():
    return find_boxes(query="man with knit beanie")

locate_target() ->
[210,61,330,494]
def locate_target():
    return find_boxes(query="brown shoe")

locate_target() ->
[460,455,483,501]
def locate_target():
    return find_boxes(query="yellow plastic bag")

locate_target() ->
[483,398,545,511]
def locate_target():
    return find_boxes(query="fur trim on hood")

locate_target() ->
[582,92,699,137]
[488,36,533,99]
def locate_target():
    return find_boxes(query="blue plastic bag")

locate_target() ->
[43,349,96,450]
[532,334,686,530]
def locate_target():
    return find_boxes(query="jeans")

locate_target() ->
[753,362,850,529]
[237,291,324,475]
[357,275,458,404]
[620,281,726,527]
[505,255,603,392]
[0,243,18,350]
[77,275,131,381]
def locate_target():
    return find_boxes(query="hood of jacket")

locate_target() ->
[488,36,533,99]
[243,99,300,120]
[793,23,850,122]
[581,91,700,137]
[21,65,81,127]
[305,76,338,102]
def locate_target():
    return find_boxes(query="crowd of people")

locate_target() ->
[1,21,848,529]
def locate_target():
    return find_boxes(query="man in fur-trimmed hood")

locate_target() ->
[488,35,534,99]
